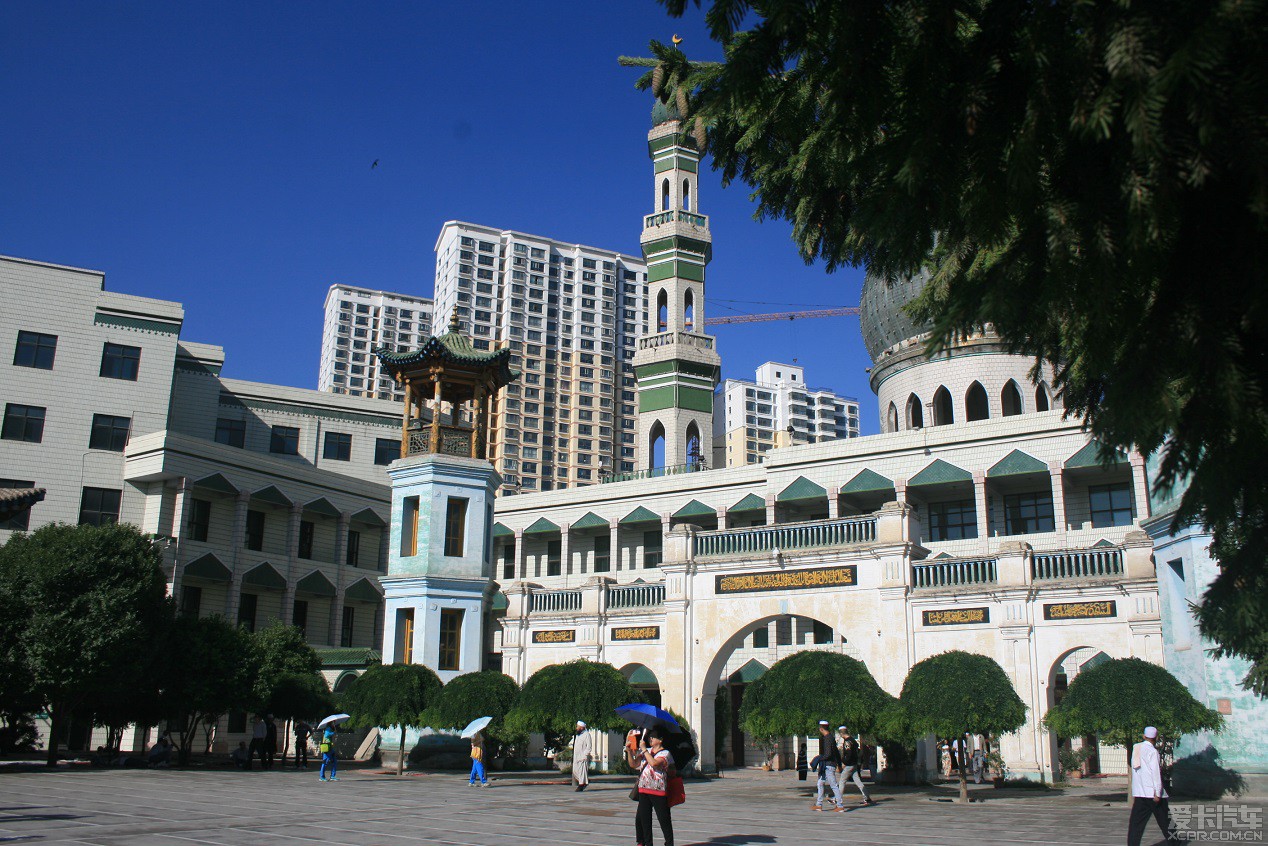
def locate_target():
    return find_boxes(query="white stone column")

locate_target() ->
[764,495,777,525]
[560,522,572,578]
[715,506,728,531]
[894,479,908,506]
[331,514,351,648]
[826,486,840,520]
[1048,463,1067,534]
[973,472,989,540]
[225,491,252,623]
[168,478,193,603]
[609,520,621,572]
[514,529,526,579]
[284,504,303,627]
[1129,452,1151,520]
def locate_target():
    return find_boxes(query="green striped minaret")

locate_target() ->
[633,101,722,471]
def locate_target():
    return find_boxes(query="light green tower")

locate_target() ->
[633,100,721,471]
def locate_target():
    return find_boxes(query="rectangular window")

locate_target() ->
[89,414,131,451]
[1089,482,1134,528]
[346,529,361,566]
[215,418,246,447]
[187,498,211,542]
[322,431,352,461]
[438,608,463,671]
[594,535,611,572]
[341,606,355,647]
[401,496,419,556]
[1,404,45,443]
[546,539,562,576]
[180,584,202,617]
[238,592,258,632]
[78,487,121,526]
[298,520,314,559]
[928,499,978,542]
[245,510,265,551]
[270,425,300,455]
[752,627,769,649]
[813,620,834,645]
[374,437,399,466]
[0,479,35,530]
[501,541,516,580]
[292,599,308,636]
[99,342,141,381]
[443,497,468,557]
[643,530,663,568]
[13,331,57,369]
[400,608,415,664]
[1004,491,1056,535]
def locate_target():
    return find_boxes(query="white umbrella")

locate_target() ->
[317,713,351,729]
[460,716,493,738]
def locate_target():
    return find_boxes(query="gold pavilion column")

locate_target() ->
[429,372,443,453]
[473,384,488,459]
[401,381,413,458]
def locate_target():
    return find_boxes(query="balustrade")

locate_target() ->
[911,557,999,589]
[694,516,877,558]
[528,589,582,614]
[1032,548,1124,581]
[607,583,665,610]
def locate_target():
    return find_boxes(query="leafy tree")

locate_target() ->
[250,622,326,762]
[425,671,520,755]
[160,614,256,765]
[898,651,1026,802]
[0,523,170,765]
[341,663,442,775]
[504,660,640,738]
[268,671,336,762]
[623,0,1268,691]
[739,651,894,741]
[1045,657,1221,752]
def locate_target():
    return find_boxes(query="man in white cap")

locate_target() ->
[812,720,846,812]
[1128,726,1176,846]
[571,721,592,792]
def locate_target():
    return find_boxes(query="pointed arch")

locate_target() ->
[661,178,670,211]
[685,421,702,466]
[1035,381,1051,412]
[682,178,691,211]
[684,288,695,332]
[965,381,989,421]
[906,393,924,429]
[648,420,666,471]
[656,289,668,332]
[886,402,899,433]
[933,386,954,425]
[1001,380,1023,416]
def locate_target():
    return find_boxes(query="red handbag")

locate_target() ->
[667,775,686,807]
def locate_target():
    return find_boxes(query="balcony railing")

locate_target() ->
[601,462,707,484]
[694,515,877,559]
[407,424,474,458]
[529,589,582,614]
[643,210,710,230]
[912,557,999,589]
[637,331,716,351]
[1032,548,1124,581]
[608,583,665,610]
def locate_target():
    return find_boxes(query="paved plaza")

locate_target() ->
[5,765,1259,846]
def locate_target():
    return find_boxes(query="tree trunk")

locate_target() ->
[45,703,62,767]
[958,732,970,803]
[397,725,406,775]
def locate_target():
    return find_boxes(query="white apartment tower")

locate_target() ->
[319,284,433,401]
[714,361,861,467]
[432,222,648,494]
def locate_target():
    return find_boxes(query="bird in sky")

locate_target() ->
[371,159,379,170]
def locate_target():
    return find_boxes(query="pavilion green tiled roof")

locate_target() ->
[315,646,382,668]
[1066,441,1129,469]
[184,553,231,582]
[988,449,1048,478]
[242,562,286,591]
[296,571,336,597]
[841,468,894,495]
[729,493,766,513]
[524,517,561,535]
[569,512,609,531]
[673,499,715,519]
[908,459,973,487]
[621,506,662,526]
[777,476,828,503]
[729,658,768,684]
[492,522,514,538]
[374,322,518,386]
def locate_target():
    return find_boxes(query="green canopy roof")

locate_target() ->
[374,315,518,386]
[491,592,509,612]
[621,506,661,526]
[184,553,231,582]
[672,499,715,519]
[729,659,767,684]
[303,497,341,517]
[191,473,239,496]
[524,517,561,536]
[569,511,610,531]
[908,459,973,487]
[242,562,286,591]
[729,493,766,513]
[296,571,336,597]
[988,449,1048,478]
[841,468,894,495]
[1065,441,1129,469]
[777,476,828,503]
[345,578,382,603]
[492,522,514,538]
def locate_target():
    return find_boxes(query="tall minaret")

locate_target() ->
[633,100,722,471]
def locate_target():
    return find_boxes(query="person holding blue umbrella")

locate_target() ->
[461,717,493,788]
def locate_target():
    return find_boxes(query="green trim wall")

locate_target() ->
[639,385,714,413]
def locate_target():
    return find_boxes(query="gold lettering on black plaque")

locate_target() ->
[611,626,660,641]
[1043,600,1116,620]
[715,566,857,594]
[922,607,990,626]
[532,629,576,643]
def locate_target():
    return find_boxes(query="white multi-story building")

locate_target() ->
[714,361,861,467]
[432,221,649,495]
[318,284,433,401]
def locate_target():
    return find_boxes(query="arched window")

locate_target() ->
[1035,382,1050,412]
[685,422,702,466]
[886,402,899,433]
[1001,380,1023,416]
[684,289,695,332]
[656,289,668,332]
[933,386,954,426]
[965,381,989,421]
[682,179,691,211]
[661,179,670,211]
[649,422,666,471]
[906,394,924,429]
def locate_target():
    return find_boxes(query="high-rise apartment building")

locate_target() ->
[714,361,860,467]
[318,284,433,401]
[432,221,648,495]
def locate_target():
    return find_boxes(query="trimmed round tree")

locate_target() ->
[504,660,639,740]
[900,650,1027,802]
[1045,656,1221,758]
[425,670,520,755]
[341,663,443,775]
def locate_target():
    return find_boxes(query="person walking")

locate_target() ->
[1128,727,1176,846]
[837,727,874,805]
[318,728,338,782]
[572,720,592,792]
[294,721,311,769]
[263,714,277,770]
[812,720,846,812]
[469,729,490,787]
[247,715,266,770]
[626,726,675,846]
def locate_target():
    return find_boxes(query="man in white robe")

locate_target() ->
[572,720,592,791]
[1128,726,1176,846]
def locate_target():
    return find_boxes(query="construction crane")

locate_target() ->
[704,306,860,326]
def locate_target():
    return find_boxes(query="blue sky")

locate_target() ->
[0,1,876,431]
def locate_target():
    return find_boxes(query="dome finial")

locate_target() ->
[449,307,461,331]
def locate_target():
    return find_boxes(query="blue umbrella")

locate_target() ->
[615,703,681,731]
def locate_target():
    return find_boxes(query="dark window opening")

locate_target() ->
[298,520,314,559]
[1004,491,1055,535]
[322,431,352,461]
[89,414,131,451]
[78,487,121,526]
[1089,482,1133,528]
[928,499,978,541]
[270,425,300,455]
[188,498,211,542]
[238,592,258,632]
[2,404,45,443]
[346,529,361,566]
[215,417,246,447]
[99,342,141,381]
[245,510,265,551]
[13,331,57,370]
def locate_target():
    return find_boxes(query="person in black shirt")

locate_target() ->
[837,727,875,805]
[812,721,846,811]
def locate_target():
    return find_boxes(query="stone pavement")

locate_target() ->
[1,765,1260,845]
